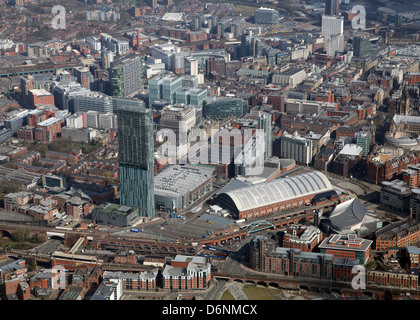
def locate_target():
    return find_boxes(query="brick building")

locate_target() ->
[249,236,334,279]
[366,146,420,185]
[162,255,211,290]
[114,250,137,264]
[29,268,68,291]
[375,218,420,251]
[313,147,336,171]
[17,126,35,140]
[281,224,322,252]
[332,144,363,177]
[367,270,418,290]
[0,259,27,284]
[216,171,334,220]
[70,266,103,290]
[4,277,31,300]
[34,117,62,143]
[143,256,166,268]
[407,246,420,269]
[66,197,94,219]
[27,109,48,127]
[331,257,359,282]
[102,269,158,291]
[318,234,372,265]
[28,89,54,108]
[267,93,286,112]
[123,269,158,290]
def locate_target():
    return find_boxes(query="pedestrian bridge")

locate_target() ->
[243,220,275,234]
[46,231,66,239]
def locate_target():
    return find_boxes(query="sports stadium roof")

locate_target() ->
[217,171,333,213]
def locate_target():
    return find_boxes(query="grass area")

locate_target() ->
[0,238,40,250]
[242,285,283,300]
[220,289,236,300]
[234,4,259,16]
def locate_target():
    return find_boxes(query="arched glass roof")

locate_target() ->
[220,171,333,212]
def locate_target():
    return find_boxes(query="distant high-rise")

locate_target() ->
[353,36,371,57]
[73,91,113,114]
[321,15,344,40]
[356,131,370,157]
[325,0,339,16]
[109,53,144,97]
[114,98,155,219]
[101,48,114,69]
[148,74,183,106]
[254,7,280,25]
[258,112,273,160]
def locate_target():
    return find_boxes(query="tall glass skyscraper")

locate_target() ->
[114,98,155,219]
[325,0,339,16]
[258,112,272,160]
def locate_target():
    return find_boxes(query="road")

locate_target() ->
[203,279,229,300]
[28,239,63,255]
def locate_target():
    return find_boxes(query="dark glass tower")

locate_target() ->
[114,98,155,219]
[325,0,339,16]
[353,36,371,57]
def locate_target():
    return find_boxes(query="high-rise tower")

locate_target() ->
[109,53,144,97]
[114,98,155,219]
[325,0,339,16]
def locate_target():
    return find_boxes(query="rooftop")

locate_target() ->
[37,117,62,127]
[29,89,52,96]
[218,171,333,213]
[94,203,137,216]
[154,165,214,198]
[339,144,363,156]
[329,197,368,231]
[319,234,372,252]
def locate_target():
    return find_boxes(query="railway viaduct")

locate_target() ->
[200,210,317,246]
[213,272,383,299]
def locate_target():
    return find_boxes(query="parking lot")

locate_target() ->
[0,210,33,223]
[143,212,238,240]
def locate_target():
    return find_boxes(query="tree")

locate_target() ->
[28,259,37,272]
[11,228,32,242]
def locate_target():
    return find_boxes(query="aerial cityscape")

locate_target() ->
[1,0,420,305]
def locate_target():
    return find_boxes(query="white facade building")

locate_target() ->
[321,15,344,40]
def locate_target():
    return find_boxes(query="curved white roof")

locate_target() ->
[221,171,333,212]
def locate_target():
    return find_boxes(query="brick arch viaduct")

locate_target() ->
[213,272,381,298]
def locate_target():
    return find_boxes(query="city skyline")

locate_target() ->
[0,0,420,305]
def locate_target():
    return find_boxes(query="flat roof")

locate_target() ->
[94,203,137,216]
[319,234,372,252]
[29,89,52,96]
[37,117,61,127]
[154,165,214,198]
